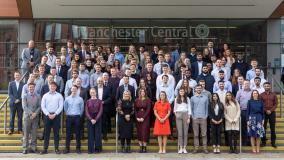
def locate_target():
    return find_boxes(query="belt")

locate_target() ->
[67,115,80,117]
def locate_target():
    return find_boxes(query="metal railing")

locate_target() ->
[267,72,284,118]
[0,71,28,134]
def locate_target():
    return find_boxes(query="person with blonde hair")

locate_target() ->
[117,90,134,153]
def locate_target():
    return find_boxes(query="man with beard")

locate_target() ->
[196,65,215,93]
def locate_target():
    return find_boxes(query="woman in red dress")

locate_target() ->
[134,88,151,153]
[153,91,171,154]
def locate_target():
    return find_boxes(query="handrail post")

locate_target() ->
[4,102,7,134]
[60,113,63,135]
[281,90,283,118]
[115,113,118,153]
[239,115,242,154]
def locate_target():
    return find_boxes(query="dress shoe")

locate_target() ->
[76,148,81,154]
[40,150,47,155]
[63,149,70,154]
[17,130,23,134]
[272,143,277,148]
[55,149,61,154]
[22,150,28,154]
[29,149,37,153]
[261,143,266,147]
[192,149,198,154]
[203,149,209,154]
[7,130,13,135]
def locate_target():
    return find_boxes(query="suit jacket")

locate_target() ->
[67,86,89,101]
[41,84,60,97]
[8,81,25,106]
[21,48,41,69]
[232,84,241,97]
[57,65,69,83]
[78,50,91,62]
[22,93,41,118]
[116,84,135,101]
[44,75,64,93]
[95,86,113,112]
[191,61,207,80]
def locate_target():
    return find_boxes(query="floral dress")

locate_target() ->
[247,100,265,138]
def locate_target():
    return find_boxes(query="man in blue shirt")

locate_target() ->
[114,45,124,65]
[191,85,209,154]
[63,85,84,154]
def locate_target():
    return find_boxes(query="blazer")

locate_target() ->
[95,86,113,112]
[8,81,25,106]
[191,61,207,79]
[22,93,41,118]
[116,84,135,101]
[44,75,64,93]
[21,48,41,69]
[209,102,224,122]
[57,65,69,83]
[232,84,240,97]
[78,50,91,62]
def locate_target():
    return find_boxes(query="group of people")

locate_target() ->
[8,39,278,155]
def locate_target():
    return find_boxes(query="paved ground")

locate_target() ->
[0,153,282,160]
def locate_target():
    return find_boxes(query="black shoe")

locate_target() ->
[29,149,37,153]
[22,150,28,154]
[261,143,266,147]
[272,143,277,148]
[139,146,143,153]
[143,146,147,153]
[234,148,239,154]
[63,149,70,154]
[55,149,61,154]
[229,147,234,154]
[76,148,81,154]
[40,150,47,155]
[103,135,108,141]
[126,146,131,153]
[121,146,125,153]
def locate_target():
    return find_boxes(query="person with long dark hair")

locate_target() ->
[174,88,191,154]
[209,93,224,154]
[224,92,240,154]
[117,90,134,153]
[134,88,151,153]
[247,90,265,153]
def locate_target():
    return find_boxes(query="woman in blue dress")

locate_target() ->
[247,90,265,154]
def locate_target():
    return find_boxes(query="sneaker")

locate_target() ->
[183,148,188,154]
[178,148,183,154]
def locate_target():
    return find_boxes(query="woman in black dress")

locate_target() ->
[117,90,134,153]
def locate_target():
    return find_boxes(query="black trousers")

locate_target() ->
[80,113,85,138]
[43,114,61,150]
[262,111,276,144]
[227,130,239,148]
[241,110,249,145]
[9,102,23,131]
[211,123,222,146]
[87,113,102,153]
[65,115,81,149]
[169,103,175,136]
[102,110,111,136]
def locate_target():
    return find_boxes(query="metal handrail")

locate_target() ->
[267,72,283,118]
[0,71,29,134]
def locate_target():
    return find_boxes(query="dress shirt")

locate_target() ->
[97,87,103,100]
[64,95,84,116]
[156,73,176,91]
[260,91,278,112]
[211,67,229,82]
[252,86,265,94]
[79,70,90,88]
[246,69,265,81]
[250,78,267,88]
[213,80,232,93]
[41,92,64,116]
[153,62,167,75]
[156,84,175,104]
[190,94,209,119]
[236,89,252,110]
[114,52,125,65]
[64,78,76,97]
[15,80,20,91]
[46,53,57,67]
[197,61,203,75]
[119,77,138,92]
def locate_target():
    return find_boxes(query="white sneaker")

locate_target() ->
[178,148,183,154]
[183,148,188,154]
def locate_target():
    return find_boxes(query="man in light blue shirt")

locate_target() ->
[78,63,90,89]
[90,64,103,88]
[114,45,124,65]
[63,85,84,154]
[153,54,167,75]
[40,82,64,155]
[246,59,264,80]
[190,85,209,153]
[64,70,79,98]
[213,70,232,93]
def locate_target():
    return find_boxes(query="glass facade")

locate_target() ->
[33,19,268,64]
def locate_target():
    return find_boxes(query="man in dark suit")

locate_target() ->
[196,65,215,93]
[8,71,25,134]
[95,77,112,141]
[116,75,135,101]
[232,76,244,97]
[78,42,90,62]
[175,64,187,83]
[207,40,220,58]
[231,53,250,78]
[37,55,51,75]
[55,57,69,84]
[191,53,207,80]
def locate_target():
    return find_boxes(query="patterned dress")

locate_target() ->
[247,100,265,138]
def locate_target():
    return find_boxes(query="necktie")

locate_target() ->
[31,94,36,104]
[160,63,163,74]
[240,84,242,90]
[104,82,107,86]
[57,67,60,75]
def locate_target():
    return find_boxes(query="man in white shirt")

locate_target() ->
[156,64,176,90]
[46,46,57,68]
[211,59,229,82]
[153,54,167,75]
[215,81,227,105]
[119,68,137,92]
[250,68,266,88]
[252,77,265,94]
